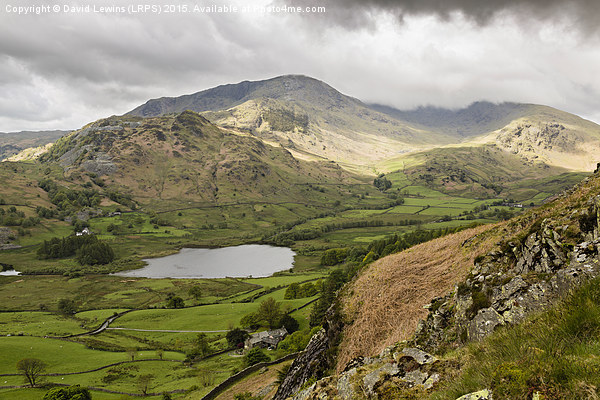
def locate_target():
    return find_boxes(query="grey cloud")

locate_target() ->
[287,0,600,31]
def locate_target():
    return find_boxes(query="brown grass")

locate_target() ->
[213,360,292,400]
[336,224,502,371]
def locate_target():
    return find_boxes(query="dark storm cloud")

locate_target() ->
[289,0,600,31]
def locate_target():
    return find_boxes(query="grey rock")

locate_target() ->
[363,363,400,397]
[455,389,493,400]
[398,348,437,365]
[468,308,504,341]
[255,382,276,397]
[492,276,528,311]
[424,373,440,390]
[336,368,357,400]
[401,369,428,386]
[291,383,316,400]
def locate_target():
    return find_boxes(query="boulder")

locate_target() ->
[455,389,493,400]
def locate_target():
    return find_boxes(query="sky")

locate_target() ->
[1,0,600,132]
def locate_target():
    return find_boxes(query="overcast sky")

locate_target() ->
[1,0,599,131]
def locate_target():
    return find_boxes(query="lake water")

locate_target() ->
[115,244,296,279]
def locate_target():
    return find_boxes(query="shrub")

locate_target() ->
[244,348,270,366]
[43,385,91,400]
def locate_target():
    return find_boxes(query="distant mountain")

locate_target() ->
[369,101,537,137]
[0,130,70,161]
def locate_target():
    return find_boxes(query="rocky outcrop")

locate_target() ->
[286,346,444,399]
[415,196,600,351]
[273,306,344,400]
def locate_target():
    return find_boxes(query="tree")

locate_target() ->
[17,358,46,387]
[126,348,137,361]
[138,374,154,395]
[240,312,260,330]
[279,314,299,334]
[166,296,185,309]
[188,285,203,300]
[373,174,392,191]
[226,328,249,348]
[57,298,77,315]
[194,333,211,358]
[257,298,282,329]
[43,385,91,400]
[244,348,270,367]
[156,349,164,360]
[284,283,300,299]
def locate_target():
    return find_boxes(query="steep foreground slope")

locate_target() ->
[276,168,600,399]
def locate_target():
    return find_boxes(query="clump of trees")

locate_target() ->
[284,281,319,299]
[240,298,299,332]
[373,174,392,191]
[166,293,185,309]
[0,206,40,228]
[186,333,212,361]
[43,385,91,400]
[58,298,78,315]
[37,234,115,265]
[244,348,270,367]
[226,328,249,348]
[38,178,101,213]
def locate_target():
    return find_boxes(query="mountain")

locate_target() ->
[40,111,361,206]
[0,130,70,161]
[128,75,600,173]
[128,75,454,166]
[376,102,600,172]
[370,101,538,137]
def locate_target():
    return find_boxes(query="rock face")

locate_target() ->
[287,346,443,399]
[273,306,344,400]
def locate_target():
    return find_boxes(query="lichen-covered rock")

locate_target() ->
[396,347,437,365]
[401,369,428,386]
[363,363,400,397]
[468,307,504,341]
[336,368,357,400]
[455,389,493,400]
[423,373,440,390]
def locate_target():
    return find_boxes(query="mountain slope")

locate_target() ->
[276,166,600,400]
